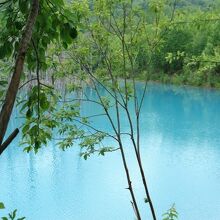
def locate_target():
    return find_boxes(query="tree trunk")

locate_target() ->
[0,0,39,155]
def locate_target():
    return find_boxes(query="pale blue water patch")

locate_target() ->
[1,82,220,220]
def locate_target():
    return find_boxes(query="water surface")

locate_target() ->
[1,83,220,220]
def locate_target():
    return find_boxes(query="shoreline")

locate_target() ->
[137,78,220,91]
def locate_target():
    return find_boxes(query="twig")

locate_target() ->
[19,78,37,89]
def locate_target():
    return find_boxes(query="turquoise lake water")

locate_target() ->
[1,82,220,220]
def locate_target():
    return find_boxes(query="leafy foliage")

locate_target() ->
[13,0,220,156]
[1,209,25,220]
[19,86,59,153]
[162,204,178,220]
[143,2,220,87]
[0,203,25,220]
[0,0,77,65]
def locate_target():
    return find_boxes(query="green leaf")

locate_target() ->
[0,202,5,209]
[0,46,7,59]
[14,21,23,30]
[55,0,64,6]
[39,94,49,110]
[22,124,30,134]
[26,108,33,118]
[60,23,72,44]
[83,154,88,160]
[62,42,68,49]
[23,146,32,153]
[99,149,105,156]
[29,125,38,136]
[0,81,7,86]
[19,0,27,14]
[69,27,77,39]
[12,209,17,218]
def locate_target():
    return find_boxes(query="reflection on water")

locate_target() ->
[1,82,220,220]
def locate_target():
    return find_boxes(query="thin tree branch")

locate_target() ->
[0,128,19,155]
[19,78,37,90]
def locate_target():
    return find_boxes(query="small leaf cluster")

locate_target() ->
[165,51,185,64]
[79,132,106,159]
[100,96,111,110]
[0,203,25,220]
[54,104,112,158]
[162,204,178,220]
[19,86,115,157]
[55,103,83,150]
[19,86,59,153]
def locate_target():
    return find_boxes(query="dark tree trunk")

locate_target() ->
[0,0,39,155]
